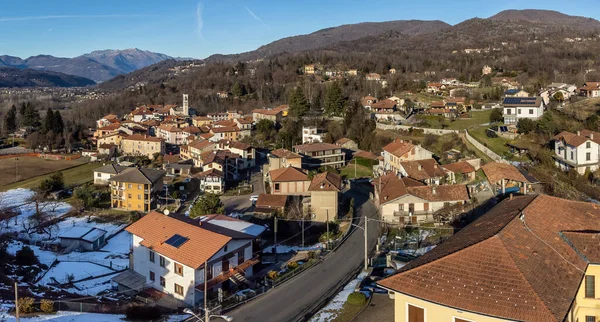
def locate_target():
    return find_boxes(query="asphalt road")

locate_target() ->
[221,171,265,214]
[229,184,379,322]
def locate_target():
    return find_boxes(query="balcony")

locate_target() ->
[195,257,259,291]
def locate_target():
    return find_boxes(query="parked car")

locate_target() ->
[249,195,259,204]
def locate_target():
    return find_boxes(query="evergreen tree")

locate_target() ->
[4,105,17,133]
[22,103,41,129]
[288,87,309,117]
[43,108,55,134]
[53,110,64,134]
[324,82,345,116]
[231,81,246,97]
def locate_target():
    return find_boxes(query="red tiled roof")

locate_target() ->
[271,148,302,159]
[442,161,476,174]
[123,134,163,143]
[382,139,415,158]
[371,99,396,109]
[399,159,446,181]
[269,166,309,182]
[210,126,240,133]
[253,108,281,116]
[255,194,288,209]
[308,172,342,192]
[407,184,469,202]
[353,150,378,161]
[293,142,339,153]
[554,130,600,146]
[481,162,529,184]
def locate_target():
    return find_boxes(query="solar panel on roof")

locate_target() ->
[500,126,508,132]
[165,234,189,248]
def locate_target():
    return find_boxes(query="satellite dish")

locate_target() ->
[164,209,170,216]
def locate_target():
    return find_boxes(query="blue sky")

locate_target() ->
[1,0,599,59]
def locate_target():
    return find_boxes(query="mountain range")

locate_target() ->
[0,48,174,83]
[0,67,96,88]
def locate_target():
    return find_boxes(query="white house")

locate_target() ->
[156,124,186,145]
[93,164,129,185]
[502,97,544,125]
[195,168,225,194]
[302,126,325,144]
[553,130,600,175]
[115,212,259,306]
[381,139,434,174]
[217,140,256,170]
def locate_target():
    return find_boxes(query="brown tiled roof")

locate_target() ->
[407,184,469,201]
[123,133,163,143]
[371,99,396,109]
[220,140,252,151]
[401,177,425,187]
[102,114,118,120]
[210,126,240,133]
[193,116,211,121]
[274,104,289,111]
[126,211,231,269]
[255,194,288,209]
[376,173,408,202]
[194,168,223,178]
[481,162,529,184]
[162,154,180,164]
[442,161,476,174]
[213,120,237,127]
[353,150,378,161]
[189,139,214,151]
[252,108,281,116]
[199,133,214,140]
[269,166,309,182]
[399,159,446,181]
[379,194,600,322]
[98,123,121,131]
[293,142,339,153]
[158,124,182,133]
[309,172,342,192]
[271,148,302,159]
[181,126,201,134]
[201,150,240,166]
[382,139,415,158]
[235,117,254,124]
[430,101,445,108]
[554,130,600,146]
[335,137,353,145]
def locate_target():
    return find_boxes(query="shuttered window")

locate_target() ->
[586,275,595,298]
[407,304,424,322]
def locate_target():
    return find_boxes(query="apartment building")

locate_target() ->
[217,140,255,170]
[195,168,225,194]
[381,139,434,174]
[109,167,165,212]
[268,149,302,171]
[120,134,165,158]
[293,142,346,169]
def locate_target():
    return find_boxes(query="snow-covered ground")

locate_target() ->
[66,273,120,296]
[39,262,116,286]
[397,245,436,256]
[0,188,72,234]
[309,271,369,322]
[262,243,323,254]
[0,307,190,322]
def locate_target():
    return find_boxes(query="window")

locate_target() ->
[138,194,141,200]
[529,109,534,115]
[586,275,595,298]
[97,173,101,177]
[224,244,228,252]
[518,109,521,114]
[586,317,596,322]
[174,283,184,296]
[160,276,165,286]
[571,151,574,160]
[128,184,132,189]
[149,250,155,262]
[138,184,142,189]
[274,183,280,191]
[587,152,591,161]
[238,250,245,265]
[588,142,592,149]
[407,304,424,322]
[174,263,183,276]
[127,193,132,198]
[159,256,166,267]
[149,271,155,281]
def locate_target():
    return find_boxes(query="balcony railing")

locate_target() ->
[195,257,259,291]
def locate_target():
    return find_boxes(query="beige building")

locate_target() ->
[309,172,342,222]
[378,194,600,322]
[304,64,315,75]
[96,132,127,147]
[120,134,165,158]
[268,148,303,171]
[252,108,282,124]
[382,139,434,174]
[293,142,345,169]
[481,162,532,195]
[268,166,310,196]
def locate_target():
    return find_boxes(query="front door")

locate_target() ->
[408,304,424,322]
[222,259,229,272]
[409,203,415,214]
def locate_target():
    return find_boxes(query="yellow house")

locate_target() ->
[304,64,315,75]
[382,139,434,174]
[378,194,600,322]
[309,172,342,222]
[269,148,303,171]
[120,134,165,158]
[96,132,126,147]
[192,116,212,127]
[110,167,165,212]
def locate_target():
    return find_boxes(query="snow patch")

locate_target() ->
[309,271,369,322]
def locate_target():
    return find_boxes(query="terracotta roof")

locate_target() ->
[335,137,353,145]
[102,114,118,120]
[255,194,288,209]
[210,126,240,133]
[401,177,425,187]
[213,120,237,127]
[193,116,211,121]
[442,161,476,174]
[98,123,121,131]
[199,133,214,140]
[194,168,223,178]
[252,108,281,116]
[382,139,415,158]
[271,148,302,159]
[162,154,180,164]
[220,140,252,151]
[309,172,342,192]
[379,194,600,322]
[201,150,240,166]
[399,159,446,181]
[110,167,165,184]
[126,212,231,269]
[158,124,182,133]
[481,162,529,184]
[274,104,289,111]
[235,117,254,124]
[353,150,378,160]
[269,166,309,182]
[375,173,408,202]
[123,134,163,143]
[371,99,396,110]
[554,130,600,146]
[407,184,469,202]
[181,126,201,134]
[189,139,214,151]
[293,142,339,153]
[430,101,445,108]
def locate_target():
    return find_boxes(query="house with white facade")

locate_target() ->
[157,124,186,145]
[502,97,544,125]
[553,130,600,174]
[195,168,225,194]
[114,212,259,307]
[381,139,434,175]
[217,140,256,170]
[93,163,129,185]
[302,126,325,144]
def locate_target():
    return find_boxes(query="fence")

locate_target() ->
[376,123,459,135]
[464,129,509,164]
[55,300,125,314]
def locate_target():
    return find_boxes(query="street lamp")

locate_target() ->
[350,217,371,271]
[183,308,233,322]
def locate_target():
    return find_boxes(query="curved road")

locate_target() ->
[229,185,379,322]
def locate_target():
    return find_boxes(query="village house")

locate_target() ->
[365,73,381,81]
[216,91,230,99]
[96,132,127,148]
[120,134,165,158]
[502,96,544,125]
[96,114,119,128]
[375,173,469,225]
[371,99,398,120]
[217,140,256,170]
[293,142,346,169]
[381,139,434,174]
[192,116,212,127]
[156,124,186,145]
[553,130,600,174]
[482,162,532,195]
[268,166,311,196]
[109,167,165,211]
[206,113,229,122]
[184,140,216,167]
[442,160,477,184]
[252,108,282,124]
[302,126,325,144]
[268,149,303,171]
[94,123,121,138]
[397,159,447,185]
[233,117,254,132]
[254,194,288,215]
[335,138,358,150]
[378,194,600,322]
[93,163,129,185]
[116,212,259,307]
[481,64,492,75]
[209,126,242,142]
[304,64,315,75]
[346,69,358,77]
[128,106,155,122]
[194,168,224,194]
[503,89,529,97]
[201,150,240,181]
[426,82,444,94]
[163,161,193,176]
[579,81,600,97]
[309,172,343,222]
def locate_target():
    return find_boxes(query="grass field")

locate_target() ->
[446,109,493,130]
[1,160,98,191]
[341,163,373,179]
[561,97,600,121]
[467,126,530,161]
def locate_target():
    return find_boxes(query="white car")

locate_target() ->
[249,195,259,202]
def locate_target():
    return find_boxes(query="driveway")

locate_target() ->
[229,185,379,322]
[355,293,395,322]
[221,171,265,214]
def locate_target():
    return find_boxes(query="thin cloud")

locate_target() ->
[0,14,154,22]
[196,2,205,39]
[243,5,269,30]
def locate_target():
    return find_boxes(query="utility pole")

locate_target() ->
[204,261,209,322]
[354,158,357,179]
[364,218,369,270]
[326,210,329,251]
[301,215,305,247]
[14,281,19,322]
[274,216,278,262]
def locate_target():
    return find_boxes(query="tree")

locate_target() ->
[256,119,276,143]
[4,105,17,134]
[324,82,345,116]
[288,87,309,117]
[43,108,56,134]
[21,102,41,129]
[53,110,64,134]
[189,194,224,218]
[489,108,503,123]
[74,185,100,208]
[517,118,537,134]
[231,81,246,97]
[39,171,65,194]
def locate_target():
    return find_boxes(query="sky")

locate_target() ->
[1,0,599,59]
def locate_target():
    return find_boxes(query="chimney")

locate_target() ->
[577,131,581,136]
[592,133,595,140]
[432,186,437,195]
[509,193,513,200]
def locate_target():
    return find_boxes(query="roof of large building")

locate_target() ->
[210,126,240,133]
[252,108,282,116]
[442,161,476,174]
[382,139,415,158]
[309,172,342,192]
[197,214,266,239]
[271,148,302,159]
[188,139,215,151]
[126,212,231,269]
[94,163,129,175]
[293,142,340,153]
[255,194,288,209]
[502,96,542,107]
[110,167,165,184]
[554,130,600,146]
[371,99,396,109]
[481,162,529,184]
[269,166,309,182]
[378,194,600,322]
[376,172,467,203]
[123,133,163,143]
[399,159,446,181]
